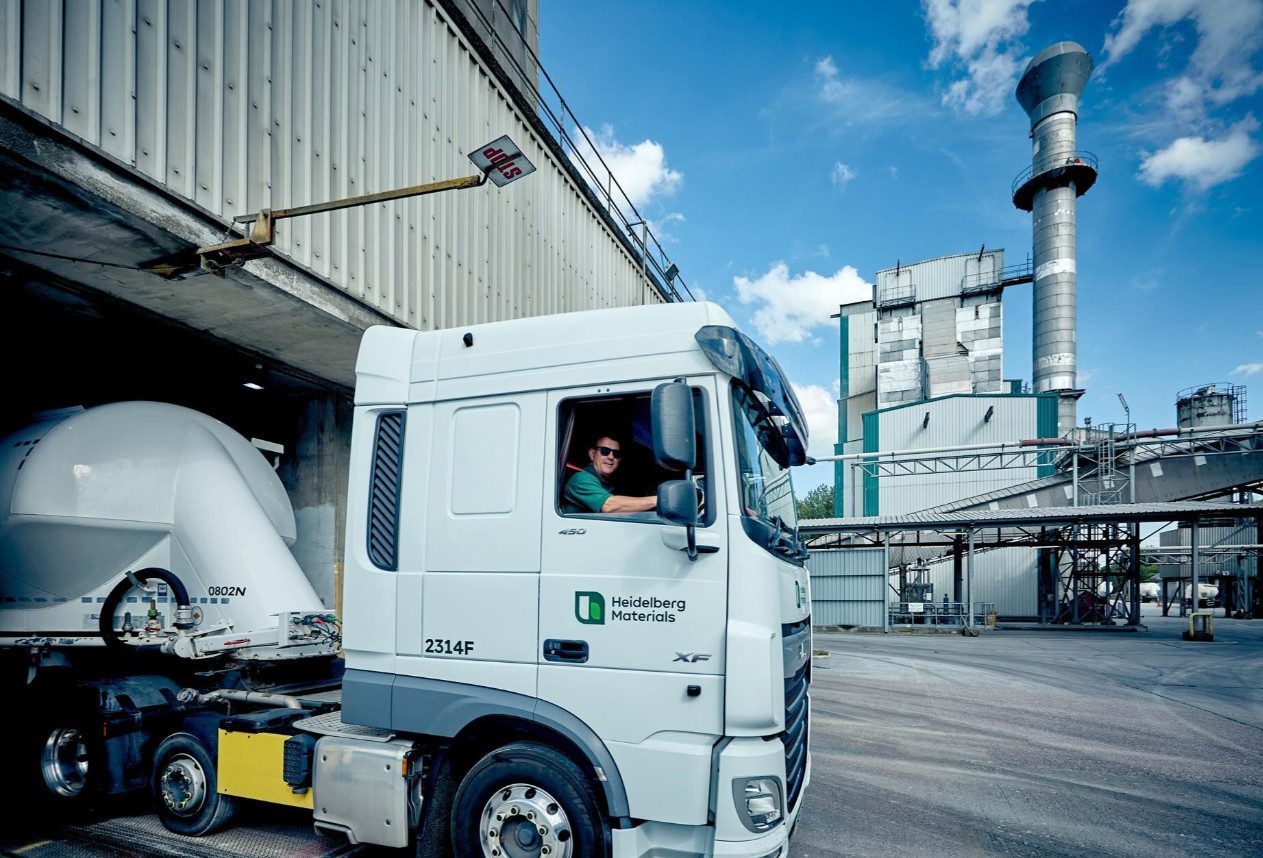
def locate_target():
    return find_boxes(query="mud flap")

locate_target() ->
[415,753,456,858]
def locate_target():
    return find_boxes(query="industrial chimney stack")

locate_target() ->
[1013,42,1098,436]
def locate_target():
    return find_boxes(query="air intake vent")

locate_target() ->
[783,661,809,811]
[367,410,405,570]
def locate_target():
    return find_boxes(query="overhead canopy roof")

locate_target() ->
[800,502,1263,537]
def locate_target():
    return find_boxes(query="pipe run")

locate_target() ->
[815,437,1072,464]
[179,688,310,710]
[815,418,1263,465]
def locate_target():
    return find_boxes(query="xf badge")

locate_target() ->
[674,652,711,663]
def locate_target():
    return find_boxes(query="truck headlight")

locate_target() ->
[733,776,784,832]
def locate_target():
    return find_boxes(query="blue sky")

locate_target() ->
[540,0,1263,491]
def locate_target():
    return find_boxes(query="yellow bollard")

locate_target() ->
[1183,611,1214,642]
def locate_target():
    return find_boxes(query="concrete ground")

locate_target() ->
[4,612,1259,857]
[793,612,1263,857]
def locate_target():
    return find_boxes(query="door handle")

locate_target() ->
[543,639,589,663]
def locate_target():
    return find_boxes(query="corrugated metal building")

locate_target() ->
[1,0,663,332]
[848,391,1058,516]
[1158,524,1259,581]
[0,0,677,608]
[923,547,1039,617]
[825,250,1049,622]
[808,548,887,628]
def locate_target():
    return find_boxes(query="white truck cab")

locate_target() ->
[341,301,812,856]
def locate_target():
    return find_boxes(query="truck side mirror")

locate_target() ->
[657,480,699,527]
[652,381,696,470]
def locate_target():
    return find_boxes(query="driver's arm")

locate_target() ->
[601,494,657,513]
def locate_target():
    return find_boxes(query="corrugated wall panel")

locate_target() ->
[925,548,1038,617]
[875,250,1006,304]
[875,394,1042,515]
[0,0,661,328]
[809,548,887,627]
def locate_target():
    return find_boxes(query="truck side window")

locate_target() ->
[557,390,709,524]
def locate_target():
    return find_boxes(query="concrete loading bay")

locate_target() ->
[2,613,1258,858]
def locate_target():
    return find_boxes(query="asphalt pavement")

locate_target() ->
[4,611,1259,857]
[792,611,1263,857]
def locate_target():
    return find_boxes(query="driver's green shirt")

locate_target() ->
[562,464,612,514]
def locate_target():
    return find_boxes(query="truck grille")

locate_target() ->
[782,660,809,811]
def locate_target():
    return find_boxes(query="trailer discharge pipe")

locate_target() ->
[178,688,309,710]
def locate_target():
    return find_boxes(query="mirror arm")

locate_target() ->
[684,463,698,561]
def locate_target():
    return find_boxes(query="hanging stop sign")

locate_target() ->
[468,135,536,187]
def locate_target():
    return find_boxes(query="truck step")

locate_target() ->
[292,711,397,742]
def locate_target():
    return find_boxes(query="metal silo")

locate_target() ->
[1176,384,1247,428]
[1013,42,1098,436]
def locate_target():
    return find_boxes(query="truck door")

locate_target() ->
[538,379,727,744]
[393,394,545,701]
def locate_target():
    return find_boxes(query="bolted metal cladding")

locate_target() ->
[1016,42,1095,435]
[1032,184,1078,396]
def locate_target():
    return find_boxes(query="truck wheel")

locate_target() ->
[151,733,238,836]
[450,742,607,858]
[27,716,100,822]
[39,724,94,802]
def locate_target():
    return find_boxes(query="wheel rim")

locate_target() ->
[479,783,573,858]
[41,727,89,797]
[159,753,208,817]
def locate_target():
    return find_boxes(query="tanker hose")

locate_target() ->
[99,567,194,650]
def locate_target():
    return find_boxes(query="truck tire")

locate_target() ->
[450,742,607,858]
[151,732,238,836]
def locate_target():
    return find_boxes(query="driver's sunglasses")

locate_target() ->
[594,446,623,459]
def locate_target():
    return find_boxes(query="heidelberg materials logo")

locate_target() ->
[575,591,605,625]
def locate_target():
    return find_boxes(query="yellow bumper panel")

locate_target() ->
[217,729,314,809]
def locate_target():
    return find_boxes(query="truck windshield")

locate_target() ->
[731,382,798,532]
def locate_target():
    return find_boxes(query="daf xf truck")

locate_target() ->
[0,301,812,857]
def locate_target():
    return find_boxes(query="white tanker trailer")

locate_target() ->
[1,402,340,819]
[1,401,331,654]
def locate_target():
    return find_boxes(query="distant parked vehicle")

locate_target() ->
[1139,582,1159,603]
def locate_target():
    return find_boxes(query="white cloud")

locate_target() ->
[1103,0,1263,122]
[812,55,933,125]
[570,124,682,210]
[1233,362,1263,376]
[830,162,856,186]
[1139,116,1261,189]
[733,262,871,345]
[922,0,1035,115]
[791,383,840,459]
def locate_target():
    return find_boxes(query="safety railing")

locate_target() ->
[890,601,996,627]
[1011,150,1099,198]
[877,283,916,309]
[452,0,693,302]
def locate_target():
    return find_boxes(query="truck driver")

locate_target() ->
[562,434,658,514]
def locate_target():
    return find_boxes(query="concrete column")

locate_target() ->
[282,394,353,615]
